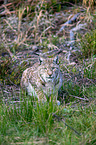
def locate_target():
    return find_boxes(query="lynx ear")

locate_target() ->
[53,56,59,64]
[39,57,44,65]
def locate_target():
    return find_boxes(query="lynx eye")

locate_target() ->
[42,82,45,86]
[52,68,57,72]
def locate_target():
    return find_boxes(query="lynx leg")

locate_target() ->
[26,83,39,100]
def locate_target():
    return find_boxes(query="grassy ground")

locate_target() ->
[0,79,96,145]
[0,97,96,145]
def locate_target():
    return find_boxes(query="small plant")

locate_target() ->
[80,29,96,58]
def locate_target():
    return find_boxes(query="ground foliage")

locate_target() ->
[0,0,96,144]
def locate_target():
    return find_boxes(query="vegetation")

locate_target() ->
[0,0,96,144]
[80,29,96,58]
[0,89,96,144]
[0,91,96,144]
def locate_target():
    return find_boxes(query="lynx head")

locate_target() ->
[38,56,61,95]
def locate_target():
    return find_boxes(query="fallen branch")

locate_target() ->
[70,23,87,42]
[56,13,80,35]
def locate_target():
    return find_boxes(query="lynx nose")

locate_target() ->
[48,69,52,76]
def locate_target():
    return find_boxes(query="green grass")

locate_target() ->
[0,89,96,145]
[80,29,96,58]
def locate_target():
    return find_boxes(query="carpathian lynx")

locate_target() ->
[21,56,62,104]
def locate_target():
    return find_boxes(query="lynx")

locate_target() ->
[20,56,62,104]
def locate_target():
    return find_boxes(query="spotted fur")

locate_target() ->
[21,56,62,102]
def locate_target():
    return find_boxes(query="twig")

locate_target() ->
[0,4,16,16]
[0,3,12,9]
[70,95,89,101]
[8,77,18,87]
[3,19,17,34]
[53,113,81,136]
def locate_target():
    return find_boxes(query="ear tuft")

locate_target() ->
[53,56,59,64]
[39,57,44,65]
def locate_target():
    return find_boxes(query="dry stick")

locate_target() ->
[0,0,22,9]
[8,77,18,87]
[0,3,12,9]
[70,95,89,101]
[53,113,81,136]
[4,19,17,34]
[0,9,15,16]
[0,4,16,16]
